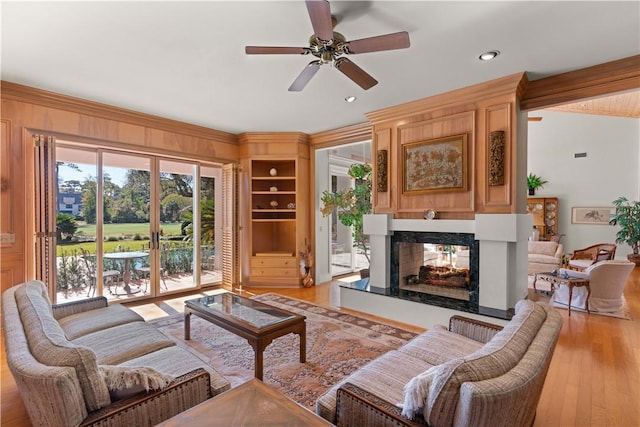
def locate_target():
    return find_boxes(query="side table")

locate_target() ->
[534,272,590,317]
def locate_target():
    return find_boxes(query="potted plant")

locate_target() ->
[320,163,372,277]
[527,173,548,196]
[609,196,640,266]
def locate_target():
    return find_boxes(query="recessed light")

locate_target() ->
[479,50,500,61]
[345,96,357,103]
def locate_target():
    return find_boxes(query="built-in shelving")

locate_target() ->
[249,159,299,286]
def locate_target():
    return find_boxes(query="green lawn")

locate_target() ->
[75,222,182,238]
[58,223,184,257]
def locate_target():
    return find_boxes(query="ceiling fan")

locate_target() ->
[245,0,410,91]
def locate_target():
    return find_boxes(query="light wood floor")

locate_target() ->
[2,268,639,426]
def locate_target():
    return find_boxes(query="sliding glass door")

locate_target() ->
[52,140,222,303]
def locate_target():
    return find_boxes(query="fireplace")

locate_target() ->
[338,214,532,328]
[391,231,479,311]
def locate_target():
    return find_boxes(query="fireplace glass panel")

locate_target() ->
[391,231,479,311]
[399,244,470,301]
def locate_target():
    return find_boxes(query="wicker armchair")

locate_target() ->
[568,243,616,271]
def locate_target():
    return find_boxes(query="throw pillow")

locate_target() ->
[400,365,439,419]
[99,365,175,401]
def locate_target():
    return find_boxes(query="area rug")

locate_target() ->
[550,294,632,320]
[149,293,418,410]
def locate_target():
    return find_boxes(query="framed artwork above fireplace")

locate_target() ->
[402,133,468,194]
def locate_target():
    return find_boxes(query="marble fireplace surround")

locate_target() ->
[339,213,533,329]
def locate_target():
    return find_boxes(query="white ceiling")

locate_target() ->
[2,1,639,135]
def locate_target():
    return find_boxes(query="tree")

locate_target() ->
[181,198,215,244]
[81,180,97,224]
[59,179,82,194]
[320,163,372,266]
[56,213,78,242]
[161,193,191,222]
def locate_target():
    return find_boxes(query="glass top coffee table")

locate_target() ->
[184,293,306,380]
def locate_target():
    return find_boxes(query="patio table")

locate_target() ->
[103,251,149,295]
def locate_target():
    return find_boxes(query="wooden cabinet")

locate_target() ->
[527,197,558,240]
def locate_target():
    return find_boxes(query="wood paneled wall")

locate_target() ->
[366,73,527,219]
[0,81,239,291]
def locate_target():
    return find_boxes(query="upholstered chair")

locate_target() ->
[554,260,634,313]
[568,243,617,271]
[528,241,563,275]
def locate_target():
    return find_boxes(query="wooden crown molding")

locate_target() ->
[237,132,310,145]
[365,73,527,125]
[521,55,640,111]
[0,80,238,145]
[309,122,372,149]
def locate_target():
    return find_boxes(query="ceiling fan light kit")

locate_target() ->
[245,0,411,92]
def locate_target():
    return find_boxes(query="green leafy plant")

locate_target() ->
[56,213,78,242]
[609,196,640,255]
[320,163,372,266]
[527,173,548,191]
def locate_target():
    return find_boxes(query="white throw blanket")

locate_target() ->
[399,366,438,419]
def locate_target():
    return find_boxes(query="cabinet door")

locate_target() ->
[527,198,545,234]
[543,198,558,238]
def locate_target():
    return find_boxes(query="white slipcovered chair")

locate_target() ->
[528,241,563,275]
[553,260,635,313]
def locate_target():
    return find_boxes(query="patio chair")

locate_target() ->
[81,248,121,296]
[136,245,169,292]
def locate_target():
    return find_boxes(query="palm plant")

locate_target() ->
[610,196,640,262]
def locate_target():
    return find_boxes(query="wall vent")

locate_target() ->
[574,152,587,158]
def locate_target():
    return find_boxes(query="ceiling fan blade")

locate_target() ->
[288,61,321,92]
[305,0,334,41]
[346,31,410,54]
[335,58,377,90]
[245,46,309,55]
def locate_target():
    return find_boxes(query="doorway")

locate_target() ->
[314,141,371,283]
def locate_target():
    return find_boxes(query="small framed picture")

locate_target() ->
[571,207,614,225]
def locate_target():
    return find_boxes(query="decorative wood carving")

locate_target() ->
[489,130,505,186]
[376,149,388,192]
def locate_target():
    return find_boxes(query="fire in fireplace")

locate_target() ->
[391,231,479,311]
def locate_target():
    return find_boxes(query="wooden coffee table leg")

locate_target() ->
[299,323,306,363]
[184,312,191,340]
[247,340,262,381]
